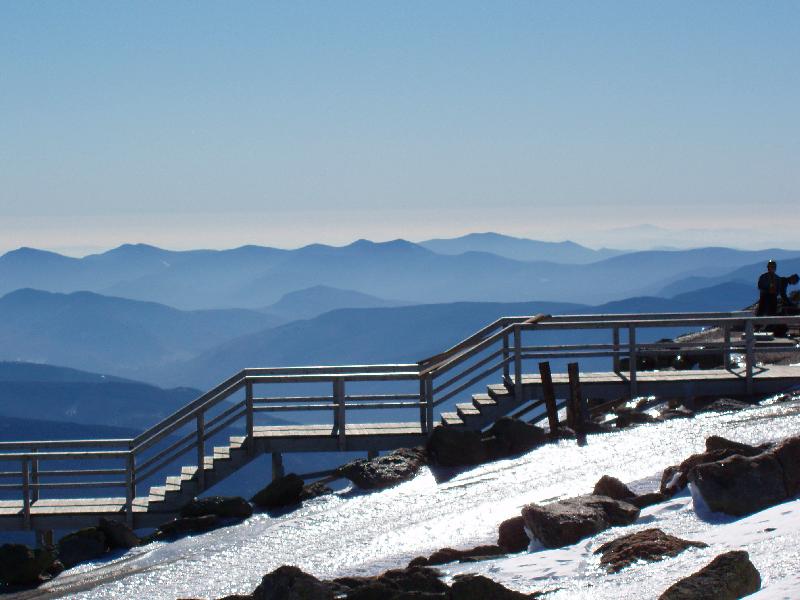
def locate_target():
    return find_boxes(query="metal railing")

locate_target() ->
[3,309,799,528]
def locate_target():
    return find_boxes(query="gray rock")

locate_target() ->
[57,527,108,569]
[690,453,787,516]
[594,528,707,573]
[336,448,427,490]
[181,496,253,519]
[522,494,639,548]
[659,550,760,599]
[98,518,140,549]
[252,565,333,600]
[0,543,56,585]
[498,515,529,552]
[251,473,305,509]
[426,426,488,467]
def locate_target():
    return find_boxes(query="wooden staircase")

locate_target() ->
[439,383,522,430]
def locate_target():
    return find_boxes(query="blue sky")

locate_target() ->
[1,2,798,253]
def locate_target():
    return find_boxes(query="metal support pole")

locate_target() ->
[21,458,30,530]
[334,379,346,450]
[196,414,205,492]
[745,319,754,395]
[628,325,638,398]
[271,452,285,481]
[723,325,731,370]
[125,451,135,527]
[246,380,255,456]
[612,327,621,373]
[513,325,522,402]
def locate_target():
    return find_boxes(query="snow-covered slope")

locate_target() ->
[26,395,800,599]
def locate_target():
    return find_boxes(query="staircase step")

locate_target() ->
[472,393,497,409]
[440,412,464,427]
[229,436,246,448]
[181,466,198,476]
[455,403,481,417]
[487,384,514,401]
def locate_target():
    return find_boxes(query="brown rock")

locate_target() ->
[451,573,539,599]
[300,481,334,501]
[592,475,635,500]
[181,496,253,519]
[630,491,667,509]
[0,543,57,585]
[770,435,800,496]
[97,518,140,550]
[658,550,760,599]
[660,448,744,496]
[594,528,708,573]
[252,565,333,600]
[57,527,108,569]
[156,514,220,539]
[426,426,488,467]
[704,436,764,457]
[486,417,548,456]
[251,473,305,509]
[498,515,529,552]
[408,545,506,567]
[336,448,427,490]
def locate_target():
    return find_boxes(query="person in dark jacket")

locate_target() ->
[757,260,798,316]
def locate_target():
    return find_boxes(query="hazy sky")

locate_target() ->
[1,2,798,254]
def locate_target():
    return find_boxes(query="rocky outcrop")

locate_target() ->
[696,398,753,413]
[450,573,540,599]
[0,543,57,586]
[252,565,333,600]
[485,417,548,457]
[689,453,787,516]
[659,407,695,421]
[98,518,140,549]
[497,515,529,552]
[594,528,707,573]
[336,447,427,490]
[521,495,639,548]
[614,408,659,428]
[426,426,488,467]
[630,491,668,509]
[408,545,506,567]
[331,565,449,598]
[300,481,334,501]
[57,527,108,569]
[181,496,253,520]
[703,436,764,457]
[660,447,745,497]
[155,514,220,539]
[592,475,635,501]
[770,435,800,496]
[251,473,305,509]
[658,550,760,599]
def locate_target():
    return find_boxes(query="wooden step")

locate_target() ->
[440,412,464,427]
[455,403,481,418]
[472,393,497,409]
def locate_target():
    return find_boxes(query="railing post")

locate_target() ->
[125,451,135,527]
[418,375,427,430]
[538,361,559,435]
[502,332,510,382]
[628,325,638,398]
[723,324,731,370]
[425,375,434,432]
[334,378,346,450]
[30,449,39,504]
[246,379,255,456]
[196,413,205,492]
[271,452,285,481]
[513,325,522,401]
[567,362,588,433]
[745,318,754,395]
[612,327,621,373]
[21,458,31,530]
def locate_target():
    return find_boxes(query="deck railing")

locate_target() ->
[2,310,799,527]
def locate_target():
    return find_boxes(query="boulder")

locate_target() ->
[300,481,334,501]
[521,495,639,548]
[614,409,659,428]
[658,550,760,599]
[770,435,800,496]
[252,565,333,600]
[98,518,140,549]
[336,448,427,490]
[592,475,635,501]
[498,515,529,552]
[660,448,744,496]
[426,426,488,467]
[181,496,253,520]
[57,527,108,569]
[486,417,548,456]
[331,566,448,598]
[704,436,764,457]
[659,407,695,421]
[697,398,753,413]
[689,453,787,516]
[630,491,668,509]
[251,473,305,509]
[594,528,708,573]
[0,543,57,585]
[408,545,505,567]
[156,514,220,539]
[451,573,539,599]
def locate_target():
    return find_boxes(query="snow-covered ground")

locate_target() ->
[15,394,800,600]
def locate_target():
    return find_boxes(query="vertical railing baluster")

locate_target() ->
[334,378,346,450]
[513,325,522,402]
[628,325,638,398]
[612,327,621,373]
[745,318,754,395]
[30,448,39,504]
[723,324,731,370]
[196,413,205,492]
[425,374,434,432]
[246,379,255,456]
[125,450,135,526]
[502,332,510,382]
[418,375,427,430]
[21,457,30,530]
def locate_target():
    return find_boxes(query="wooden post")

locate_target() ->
[513,325,522,402]
[271,452,284,481]
[21,458,30,530]
[196,414,205,492]
[418,375,427,430]
[125,451,135,527]
[30,449,39,504]
[538,362,559,435]
[425,375,434,433]
[745,318,754,395]
[567,363,586,432]
[502,332,510,381]
[245,380,255,456]
[723,325,731,370]
[612,327,621,372]
[334,378,346,450]
[628,325,638,398]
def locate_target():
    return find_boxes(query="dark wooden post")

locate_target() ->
[538,362,559,435]
[196,414,205,492]
[567,362,587,432]
[125,450,135,526]
[246,379,255,456]
[271,452,284,481]
[334,378,346,450]
[513,325,522,401]
[21,457,31,530]
[612,327,621,372]
[30,449,39,504]
[745,318,755,394]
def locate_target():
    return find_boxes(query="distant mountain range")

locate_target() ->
[2,236,796,309]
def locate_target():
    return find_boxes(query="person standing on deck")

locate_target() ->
[757,260,798,316]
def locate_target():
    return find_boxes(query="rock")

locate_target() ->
[300,481,334,501]
[592,475,635,500]
[331,566,448,598]
[181,496,253,520]
[498,515,529,552]
[408,545,506,567]
[660,448,744,496]
[614,408,659,428]
[630,491,668,509]
[689,453,787,516]
[451,573,538,599]
[770,435,800,496]
[156,514,220,539]
[521,495,639,548]
[426,426,488,467]
[0,543,57,585]
[57,527,108,569]
[336,448,427,490]
[658,550,760,599]
[98,518,140,549]
[251,473,305,509]
[486,417,548,456]
[697,398,753,413]
[594,528,708,573]
[252,565,333,600]
[704,436,763,457]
